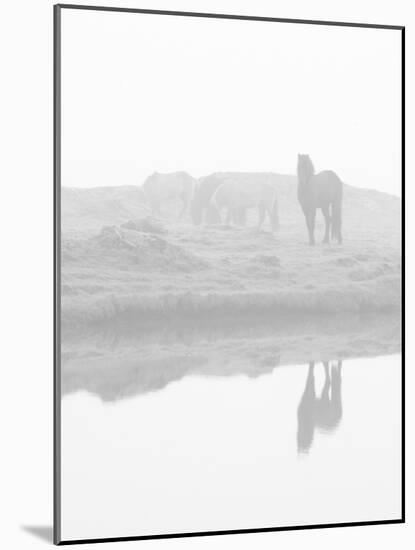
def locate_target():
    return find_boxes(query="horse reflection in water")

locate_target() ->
[297,361,343,453]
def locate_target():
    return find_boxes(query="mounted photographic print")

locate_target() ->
[54,4,404,545]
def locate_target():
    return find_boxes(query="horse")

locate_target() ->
[141,171,196,219]
[209,177,279,232]
[190,175,224,225]
[297,154,343,245]
[190,174,246,225]
[297,361,343,453]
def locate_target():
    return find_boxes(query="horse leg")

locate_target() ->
[305,209,316,245]
[332,198,343,244]
[177,196,187,221]
[270,199,279,232]
[337,224,343,244]
[257,204,266,230]
[265,205,274,232]
[320,362,331,406]
[296,362,316,453]
[322,205,331,243]
[323,361,330,386]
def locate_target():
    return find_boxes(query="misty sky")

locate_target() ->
[61,8,402,196]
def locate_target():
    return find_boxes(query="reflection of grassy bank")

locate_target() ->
[61,313,401,402]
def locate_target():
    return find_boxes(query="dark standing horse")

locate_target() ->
[297,154,343,245]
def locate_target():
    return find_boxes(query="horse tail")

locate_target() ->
[331,184,343,241]
[209,189,222,223]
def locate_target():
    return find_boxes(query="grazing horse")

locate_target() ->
[297,361,343,453]
[209,178,279,232]
[190,174,246,225]
[297,154,343,245]
[190,175,224,225]
[141,171,195,219]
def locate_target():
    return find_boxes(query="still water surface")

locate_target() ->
[61,354,401,541]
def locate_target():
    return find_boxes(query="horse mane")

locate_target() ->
[297,154,315,185]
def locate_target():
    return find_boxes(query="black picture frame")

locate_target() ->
[53,4,405,545]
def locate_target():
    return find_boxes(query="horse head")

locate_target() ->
[297,154,315,185]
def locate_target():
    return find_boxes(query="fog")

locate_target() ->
[61,9,402,196]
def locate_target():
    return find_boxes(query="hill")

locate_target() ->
[62,173,400,236]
